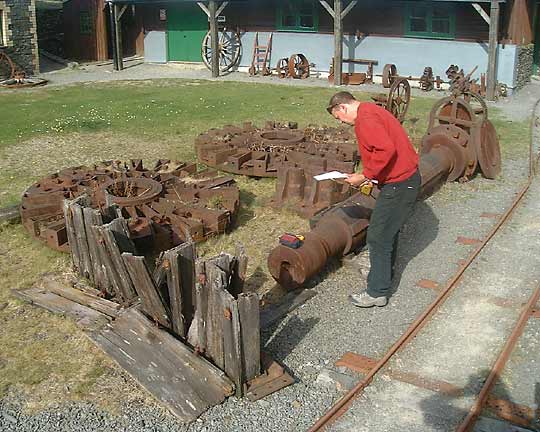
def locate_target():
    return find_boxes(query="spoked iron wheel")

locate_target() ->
[276,58,289,78]
[382,63,397,88]
[288,54,310,79]
[0,51,16,81]
[386,78,410,123]
[201,28,242,73]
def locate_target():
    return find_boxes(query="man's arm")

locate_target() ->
[357,116,397,181]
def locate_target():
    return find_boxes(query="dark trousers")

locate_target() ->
[366,169,421,298]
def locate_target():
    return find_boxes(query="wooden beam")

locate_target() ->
[319,0,335,18]
[197,1,210,17]
[216,1,228,17]
[341,0,357,19]
[209,0,219,78]
[486,0,500,100]
[117,4,127,20]
[334,0,343,86]
[114,4,124,71]
[472,3,490,24]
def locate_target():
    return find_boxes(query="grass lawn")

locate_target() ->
[0,79,530,412]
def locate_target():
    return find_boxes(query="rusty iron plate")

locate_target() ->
[456,236,483,245]
[245,352,294,401]
[21,160,240,252]
[416,279,440,290]
[486,395,537,428]
[195,122,358,178]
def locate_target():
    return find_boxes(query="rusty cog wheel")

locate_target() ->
[387,77,410,123]
[476,119,501,179]
[20,160,240,253]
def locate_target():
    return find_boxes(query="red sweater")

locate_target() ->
[354,103,418,184]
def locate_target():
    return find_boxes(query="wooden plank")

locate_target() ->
[91,225,125,301]
[88,308,234,422]
[152,252,170,306]
[333,0,343,86]
[472,2,490,24]
[122,253,170,329]
[238,293,261,381]
[165,243,196,338]
[260,289,317,329]
[98,220,137,302]
[230,244,248,296]
[83,207,109,291]
[71,198,93,282]
[206,278,226,370]
[220,290,243,395]
[63,197,81,272]
[41,275,120,318]
[13,287,109,331]
[188,260,207,351]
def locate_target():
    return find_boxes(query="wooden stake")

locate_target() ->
[333,0,343,86]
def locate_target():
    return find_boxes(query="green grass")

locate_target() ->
[0,78,531,410]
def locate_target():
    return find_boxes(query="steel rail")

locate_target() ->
[455,283,540,431]
[309,96,540,432]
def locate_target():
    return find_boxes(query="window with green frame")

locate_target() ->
[405,2,455,39]
[277,0,318,32]
[80,11,93,35]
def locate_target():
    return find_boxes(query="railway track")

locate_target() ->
[309,103,540,432]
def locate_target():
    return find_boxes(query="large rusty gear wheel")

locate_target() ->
[288,54,310,79]
[21,160,240,252]
[195,122,359,177]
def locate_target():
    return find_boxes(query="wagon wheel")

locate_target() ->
[476,119,501,179]
[276,58,289,78]
[288,54,310,79]
[386,78,410,123]
[382,63,397,88]
[429,96,477,131]
[201,28,242,73]
[0,51,16,81]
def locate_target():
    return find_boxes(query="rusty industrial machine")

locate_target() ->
[21,160,240,253]
[195,122,358,177]
[0,51,47,88]
[267,92,501,289]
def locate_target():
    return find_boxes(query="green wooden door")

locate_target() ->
[167,5,207,62]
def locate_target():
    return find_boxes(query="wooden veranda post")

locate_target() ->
[487,0,500,100]
[108,2,118,70]
[113,3,127,71]
[334,0,343,85]
[209,1,219,78]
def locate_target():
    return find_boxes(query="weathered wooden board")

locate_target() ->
[238,292,261,381]
[122,253,170,328]
[13,287,109,331]
[164,243,196,338]
[63,196,86,273]
[188,260,207,351]
[260,289,317,328]
[41,275,120,318]
[71,199,93,282]
[98,220,137,302]
[220,290,243,395]
[89,308,234,422]
[230,244,248,296]
[82,207,110,291]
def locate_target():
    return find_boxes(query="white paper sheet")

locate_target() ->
[313,171,349,181]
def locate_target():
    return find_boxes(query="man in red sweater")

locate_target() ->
[327,91,420,307]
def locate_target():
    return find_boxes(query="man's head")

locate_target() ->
[326,91,360,125]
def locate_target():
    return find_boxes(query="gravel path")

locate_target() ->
[0,67,538,431]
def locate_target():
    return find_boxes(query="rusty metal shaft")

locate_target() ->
[267,145,455,290]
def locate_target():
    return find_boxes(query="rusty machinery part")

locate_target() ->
[195,122,358,178]
[387,78,411,124]
[276,58,289,78]
[475,119,501,179]
[201,28,242,73]
[419,67,434,91]
[20,160,240,253]
[382,63,397,88]
[0,51,48,88]
[288,54,310,79]
[270,166,355,219]
[267,93,502,289]
[428,94,487,132]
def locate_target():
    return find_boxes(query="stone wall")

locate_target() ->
[0,0,39,75]
[515,44,534,90]
[36,6,63,57]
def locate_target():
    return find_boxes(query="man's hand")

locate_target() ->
[345,173,368,187]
